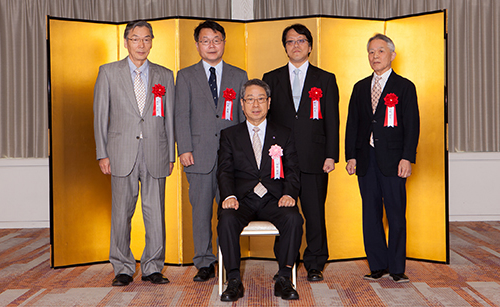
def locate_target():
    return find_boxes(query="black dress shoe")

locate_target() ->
[141,272,170,284]
[275,276,299,300]
[273,271,279,281]
[390,273,410,283]
[221,278,244,302]
[363,269,389,280]
[193,264,215,282]
[112,274,133,286]
[307,269,324,281]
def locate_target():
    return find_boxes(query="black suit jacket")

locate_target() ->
[345,71,420,177]
[263,64,339,173]
[217,121,300,202]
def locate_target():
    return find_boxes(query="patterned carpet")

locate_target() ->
[1,222,500,306]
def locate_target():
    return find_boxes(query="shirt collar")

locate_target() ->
[202,60,223,75]
[288,60,309,75]
[127,57,149,75]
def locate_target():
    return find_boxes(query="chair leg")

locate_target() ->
[292,262,297,287]
[218,244,224,295]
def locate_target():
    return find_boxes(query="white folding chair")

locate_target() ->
[218,221,297,295]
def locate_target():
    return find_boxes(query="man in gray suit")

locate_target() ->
[175,20,248,281]
[94,20,175,287]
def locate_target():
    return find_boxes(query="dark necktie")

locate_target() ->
[209,67,218,107]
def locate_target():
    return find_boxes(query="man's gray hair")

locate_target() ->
[124,20,154,39]
[367,33,395,52]
[240,79,271,98]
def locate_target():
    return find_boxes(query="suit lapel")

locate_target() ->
[194,60,217,112]
[261,122,277,174]
[236,123,259,170]
[375,71,397,116]
[363,75,375,117]
[277,65,294,110]
[143,61,156,117]
[219,61,233,112]
[299,65,319,113]
[117,58,141,116]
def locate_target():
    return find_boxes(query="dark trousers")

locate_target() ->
[218,192,303,279]
[274,172,329,271]
[298,172,329,271]
[358,147,407,274]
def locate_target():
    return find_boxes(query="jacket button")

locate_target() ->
[216,115,219,118]
[295,115,299,119]
[136,136,140,139]
[372,120,377,124]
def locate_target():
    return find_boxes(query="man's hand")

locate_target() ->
[99,158,111,175]
[323,158,335,173]
[222,197,239,210]
[278,195,295,207]
[169,162,174,175]
[398,159,412,178]
[346,159,356,175]
[179,152,194,167]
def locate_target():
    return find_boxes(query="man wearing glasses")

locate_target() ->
[94,20,175,286]
[175,20,248,282]
[217,79,303,302]
[263,24,339,282]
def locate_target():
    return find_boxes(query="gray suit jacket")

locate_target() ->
[94,58,175,178]
[175,60,248,174]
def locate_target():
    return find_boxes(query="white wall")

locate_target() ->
[448,152,500,221]
[0,159,49,228]
[0,152,499,228]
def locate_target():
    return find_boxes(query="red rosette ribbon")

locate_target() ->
[308,87,323,119]
[269,144,284,179]
[152,84,166,117]
[222,88,236,121]
[383,93,398,127]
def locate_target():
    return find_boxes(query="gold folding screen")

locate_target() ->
[49,11,447,268]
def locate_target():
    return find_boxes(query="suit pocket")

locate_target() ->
[388,141,403,149]
[312,134,326,144]
[107,131,121,138]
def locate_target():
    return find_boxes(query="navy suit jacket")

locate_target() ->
[217,121,300,202]
[345,71,420,177]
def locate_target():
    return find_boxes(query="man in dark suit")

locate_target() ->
[217,79,303,302]
[175,20,248,282]
[262,24,339,281]
[345,33,420,283]
[94,20,174,286]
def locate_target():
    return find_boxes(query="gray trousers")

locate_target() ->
[109,142,166,276]
[186,170,219,268]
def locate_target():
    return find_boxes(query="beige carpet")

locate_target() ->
[1,222,500,306]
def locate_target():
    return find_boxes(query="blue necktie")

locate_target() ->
[209,67,218,107]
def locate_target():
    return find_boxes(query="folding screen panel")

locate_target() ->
[386,13,447,262]
[49,11,447,268]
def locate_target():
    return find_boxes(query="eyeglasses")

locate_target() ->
[127,37,152,44]
[198,38,224,45]
[243,97,268,104]
[285,39,308,46]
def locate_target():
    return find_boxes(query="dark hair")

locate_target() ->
[194,20,226,42]
[367,33,395,52]
[282,23,313,52]
[124,20,154,39]
[240,79,271,98]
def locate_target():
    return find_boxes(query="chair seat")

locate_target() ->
[218,221,297,296]
[241,221,280,236]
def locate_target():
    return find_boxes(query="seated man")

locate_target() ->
[217,79,304,302]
